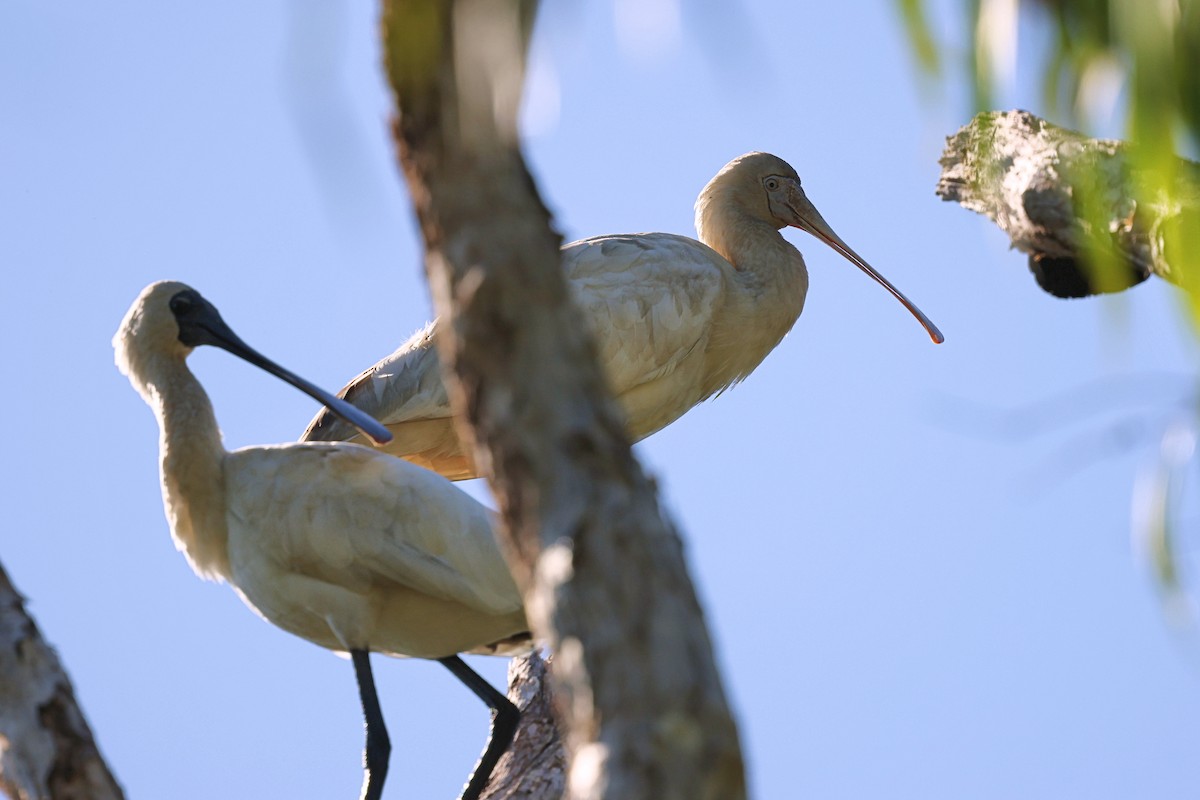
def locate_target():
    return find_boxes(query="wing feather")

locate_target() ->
[301,233,729,451]
[562,233,726,398]
[226,443,519,615]
[301,323,449,443]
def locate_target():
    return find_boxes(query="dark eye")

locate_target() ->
[765,177,780,191]
[169,292,195,315]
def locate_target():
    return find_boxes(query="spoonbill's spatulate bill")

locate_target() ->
[115,281,529,800]
[302,152,943,480]
[168,290,395,446]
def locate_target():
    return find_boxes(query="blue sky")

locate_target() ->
[3,1,1198,798]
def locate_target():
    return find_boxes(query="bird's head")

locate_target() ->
[696,151,805,234]
[697,152,944,344]
[114,280,278,377]
[114,281,394,444]
[113,280,202,397]
[703,151,866,249]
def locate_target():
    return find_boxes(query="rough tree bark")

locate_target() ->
[380,1,748,799]
[937,109,1200,298]
[479,652,566,800]
[0,562,124,800]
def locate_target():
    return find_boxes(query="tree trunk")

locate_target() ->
[936,109,1200,298]
[0,561,124,800]
[379,1,748,798]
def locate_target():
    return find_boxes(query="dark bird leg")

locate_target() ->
[439,655,521,800]
[352,649,391,800]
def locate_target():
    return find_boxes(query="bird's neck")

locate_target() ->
[143,356,232,581]
[700,203,810,309]
[696,196,792,273]
[699,211,810,397]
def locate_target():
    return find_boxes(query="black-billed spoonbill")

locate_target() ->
[115,281,529,800]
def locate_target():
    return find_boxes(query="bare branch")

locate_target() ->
[937,109,1200,298]
[0,561,124,800]
[379,1,747,798]
[479,653,566,799]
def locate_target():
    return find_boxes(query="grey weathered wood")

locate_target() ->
[380,1,748,798]
[0,562,124,800]
[937,109,1200,298]
[478,653,565,800]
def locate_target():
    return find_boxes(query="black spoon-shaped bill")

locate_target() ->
[169,289,394,445]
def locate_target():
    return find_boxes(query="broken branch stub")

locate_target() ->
[937,109,1200,298]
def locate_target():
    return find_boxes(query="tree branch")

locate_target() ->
[479,653,565,799]
[0,561,124,800]
[380,1,747,798]
[937,109,1200,298]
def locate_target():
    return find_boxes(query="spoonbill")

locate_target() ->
[115,281,529,800]
[302,152,944,479]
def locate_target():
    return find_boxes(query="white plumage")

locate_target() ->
[302,152,942,479]
[223,443,525,658]
[115,280,526,800]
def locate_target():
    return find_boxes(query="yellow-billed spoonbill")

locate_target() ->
[302,152,943,479]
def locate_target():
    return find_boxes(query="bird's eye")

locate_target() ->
[169,293,194,315]
[765,178,780,191]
